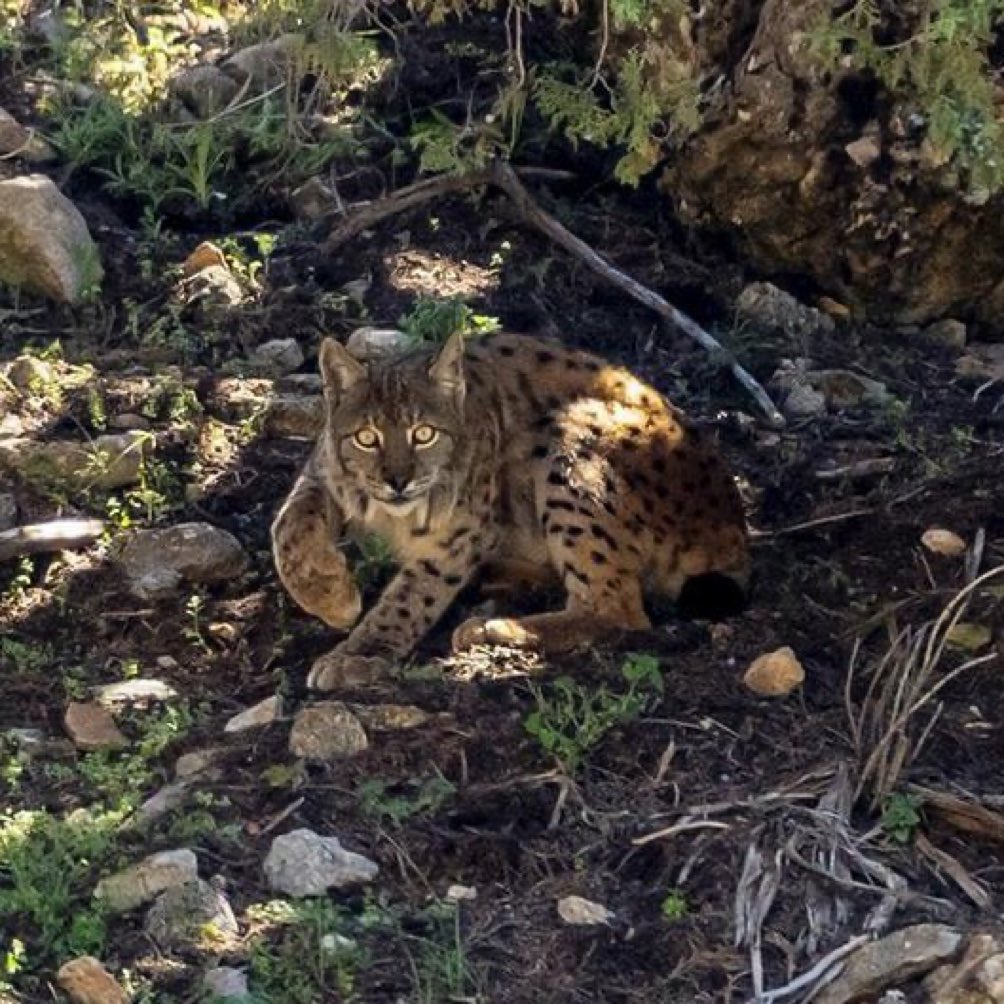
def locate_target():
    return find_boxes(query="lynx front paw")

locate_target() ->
[451,616,540,652]
[291,573,363,631]
[307,650,392,691]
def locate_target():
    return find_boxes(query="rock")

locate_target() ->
[223,34,303,91]
[135,779,197,823]
[265,394,324,438]
[925,318,967,351]
[94,848,198,913]
[92,678,178,709]
[556,895,615,926]
[0,107,56,163]
[176,747,227,778]
[264,828,378,897]
[63,702,126,751]
[0,430,148,491]
[182,240,228,278]
[179,262,244,308]
[349,703,433,731]
[743,646,805,697]
[814,924,963,1004]
[346,327,412,361]
[56,957,128,1004]
[289,176,336,221]
[0,492,16,532]
[807,369,890,409]
[926,934,1004,1004]
[735,283,835,341]
[203,967,250,1000]
[170,64,241,118]
[0,174,102,303]
[7,354,54,389]
[289,703,369,760]
[250,338,304,375]
[224,695,283,733]
[109,412,152,432]
[145,878,238,950]
[782,382,827,418]
[116,521,248,600]
[446,884,477,902]
[921,529,967,557]
[955,344,1004,383]
[845,134,882,168]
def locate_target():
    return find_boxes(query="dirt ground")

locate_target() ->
[2,13,1004,1003]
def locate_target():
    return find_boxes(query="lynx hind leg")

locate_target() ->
[453,494,650,653]
[271,479,362,631]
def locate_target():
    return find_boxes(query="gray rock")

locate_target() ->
[0,492,16,532]
[169,64,240,118]
[92,679,178,709]
[145,879,238,950]
[815,924,963,1004]
[350,703,433,731]
[179,263,244,308]
[806,369,889,409]
[782,382,826,418]
[116,521,248,600]
[175,747,227,778]
[134,779,197,824]
[289,176,336,221]
[289,702,369,760]
[63,702,126,751]
[224,695,283,734]
[202,967,250,1001]
[108,413,152,432]
[736,282,835,341]
[0,430,148,491]
[0,413,24,438]
[264,828,378,897]
[265,395,324,438]
[924,318,967,351]
[925,933,1004,1004]
[346,327,411,361]
[223,34,303,91]
[0,108,56,163]
[94,849,198,913]
[7,355,54,389]
[250,338,304,375]
[0,174,102,303]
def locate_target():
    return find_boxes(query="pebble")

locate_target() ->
[224,694,283,733]
[921,528,967,557]
[202,967,250,1000]
[556,895,615,926]
[63,702,126,751]
[92,678,178,709]
[94,848,199,913]
[743,647,805,697]
[289,702,369,760]
[145,878,239,950]
[56,957,127,1004]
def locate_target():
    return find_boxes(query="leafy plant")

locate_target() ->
[524,653,663,773]
[357,774,456,827]
[660,888,690,921]
[881,791,923,845]
[398,296,501,345]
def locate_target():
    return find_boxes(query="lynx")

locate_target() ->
[272,331,749,690]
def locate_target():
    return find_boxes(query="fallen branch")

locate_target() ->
[326,160,786,428]
[0,519,105,562]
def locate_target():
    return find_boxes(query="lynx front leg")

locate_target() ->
[271,463,361,631]
[308,527,497,690]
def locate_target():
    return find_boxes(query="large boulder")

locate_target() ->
[0,174,102,303]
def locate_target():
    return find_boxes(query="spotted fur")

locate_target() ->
[272,331,749,689]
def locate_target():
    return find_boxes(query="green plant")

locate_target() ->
[398,296,501,345]
[353,532,396,590]
[408,900,474,1004]
[660,888,689,921]
[881,792,923,845]
[811,0,1004,194]
[0,807,126,988]
[184,592,211,653]
[248,898,366,1003]
[524,653,663,773]
[357,774,456,827]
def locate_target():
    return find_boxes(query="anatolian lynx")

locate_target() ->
[272,331,749,689]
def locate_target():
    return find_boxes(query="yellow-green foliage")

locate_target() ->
[812,0,1004,193]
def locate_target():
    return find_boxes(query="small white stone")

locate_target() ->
[224,695,283,733]
[557,895,614,926]
[446,884,477,902]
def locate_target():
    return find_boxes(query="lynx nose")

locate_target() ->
[385,474,410,497]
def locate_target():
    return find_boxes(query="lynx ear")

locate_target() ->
[319,337,366,403]
[428,331,465,407]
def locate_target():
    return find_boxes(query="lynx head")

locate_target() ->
[318,332,466,508]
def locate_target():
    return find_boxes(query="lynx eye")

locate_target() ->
[411,424,438,447]
[353,427,381,450]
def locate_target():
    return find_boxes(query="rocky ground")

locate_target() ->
[2,5,1004,1004]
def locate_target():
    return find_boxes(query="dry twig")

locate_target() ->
[326,160,786,428]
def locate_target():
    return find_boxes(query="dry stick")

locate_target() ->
[0,519,105,562]
[326,161,787,428]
